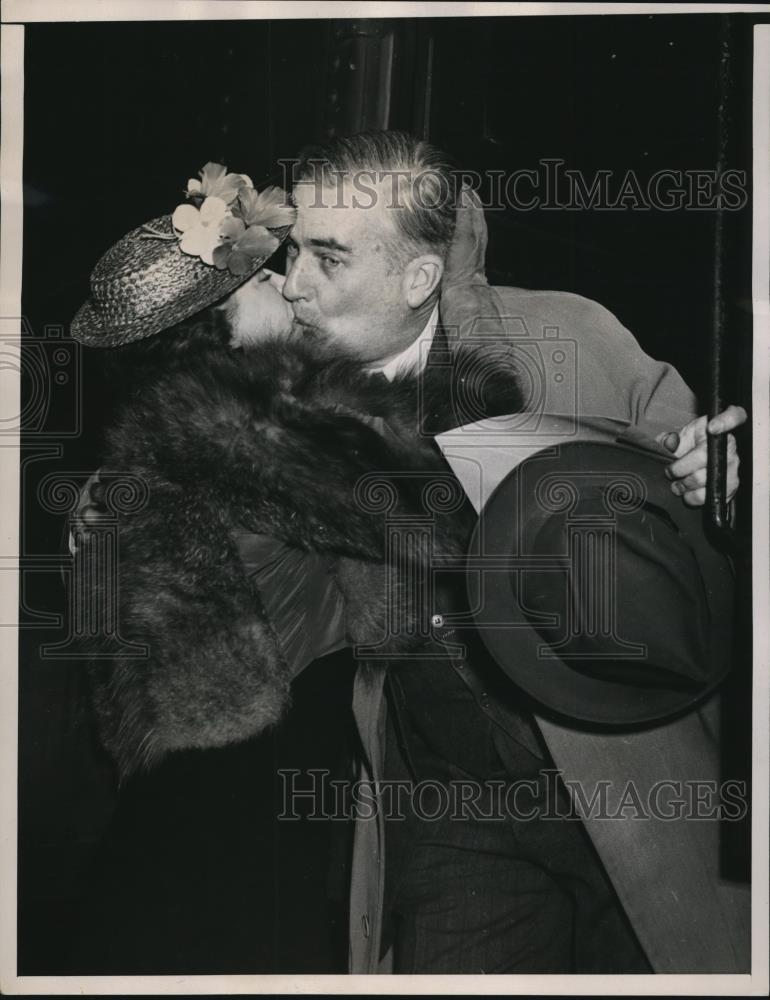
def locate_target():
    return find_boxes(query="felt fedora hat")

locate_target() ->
[71,162,294,347]
[468,434,734,726]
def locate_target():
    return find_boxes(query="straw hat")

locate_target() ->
[71,163,294,347]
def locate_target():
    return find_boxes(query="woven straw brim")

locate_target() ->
[71,216,290,347]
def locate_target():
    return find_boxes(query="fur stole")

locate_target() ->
[82,334,523,777]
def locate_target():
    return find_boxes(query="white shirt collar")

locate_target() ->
[370,303,440,382]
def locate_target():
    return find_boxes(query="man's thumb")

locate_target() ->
[659,431,680,453]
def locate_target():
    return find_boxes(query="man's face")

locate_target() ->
[282,179,427,364]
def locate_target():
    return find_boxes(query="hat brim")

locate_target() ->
[469,439,734,727]
[71,218,291,347]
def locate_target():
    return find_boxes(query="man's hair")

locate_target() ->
[295,130,457,267]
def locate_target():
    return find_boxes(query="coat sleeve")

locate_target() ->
[481,287,700,438]
[438,192,698,436]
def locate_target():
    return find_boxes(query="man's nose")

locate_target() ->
[281,255,310,302]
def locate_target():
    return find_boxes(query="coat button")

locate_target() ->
[361,913,370,938]
[431,614,444,628]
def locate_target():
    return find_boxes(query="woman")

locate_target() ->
[70,165,515,778]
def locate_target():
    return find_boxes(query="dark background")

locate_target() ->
[18,12,760,974]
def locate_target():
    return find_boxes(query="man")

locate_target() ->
[271,130,748,974]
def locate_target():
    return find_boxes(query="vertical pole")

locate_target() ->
[707,15,732,531]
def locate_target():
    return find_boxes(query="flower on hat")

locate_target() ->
[207,184,294,275]
[172,195,230,265]
[212,217,279,276]
[159,163,296,275]
[233,185,296,230]
[185,162,253,206]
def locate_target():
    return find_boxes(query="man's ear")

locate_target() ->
[403,254,444,308]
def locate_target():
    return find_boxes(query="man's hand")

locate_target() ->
[445,186,489,284]
[440,186,509,342]
[657,405,747,507]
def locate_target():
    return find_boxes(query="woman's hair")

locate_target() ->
[99,302,233,392]
[106,302,232,370]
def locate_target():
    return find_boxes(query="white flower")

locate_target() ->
[172,196,230,265]
[185,163,253,204]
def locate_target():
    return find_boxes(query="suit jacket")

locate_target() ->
[347,286,750,974]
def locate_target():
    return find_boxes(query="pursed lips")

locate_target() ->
[291,309,320,328]
[291,315,322,338]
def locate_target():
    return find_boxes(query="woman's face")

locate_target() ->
[224,269,294,347]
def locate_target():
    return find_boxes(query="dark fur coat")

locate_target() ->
[81,333,523,777]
